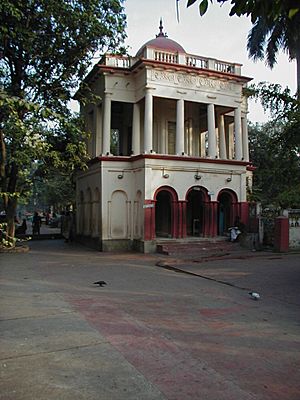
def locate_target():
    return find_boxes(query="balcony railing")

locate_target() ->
[102,49,241,75]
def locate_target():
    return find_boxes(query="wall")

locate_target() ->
[288,210,300,249]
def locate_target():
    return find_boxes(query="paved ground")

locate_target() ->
[0,240,299,399]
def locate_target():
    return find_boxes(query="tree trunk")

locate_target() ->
[2,162,19,247]
[296,52,300,100]
[0,128,6,179]
[6,197,17,244]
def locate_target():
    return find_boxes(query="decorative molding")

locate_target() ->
[94,153,251,167]
[151,69,237,92]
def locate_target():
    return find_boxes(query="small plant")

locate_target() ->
[0,223,15,248]
[0,222,30,249]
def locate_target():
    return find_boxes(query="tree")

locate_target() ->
[184,0,300,93]
[247,83,300,208]
[30,169,76,213]
[247,3,300,95]
[185,1,299,21]
[0,0,127,246]
[248,121,300,208]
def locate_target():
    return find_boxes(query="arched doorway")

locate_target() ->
[154,187,178,238]
[155,190,172,237]
[186,187,209,236]
[217,190,238,235]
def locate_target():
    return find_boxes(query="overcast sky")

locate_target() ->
[124,0,297,123]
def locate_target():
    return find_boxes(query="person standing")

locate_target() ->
[32,212,41,235]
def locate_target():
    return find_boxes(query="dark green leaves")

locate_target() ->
[187,0,198,7]
[248,83,300,208]
[0,0,127,234]
[199,0,209,16]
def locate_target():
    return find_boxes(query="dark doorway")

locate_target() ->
[155,191,172,237]
[186,188,205,236]
[111,102,133,156]
[218,191,234,235]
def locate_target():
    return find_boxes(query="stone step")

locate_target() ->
[156,238,238,256]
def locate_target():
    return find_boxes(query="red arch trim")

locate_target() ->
[217,188,238,203]
[153,185,179,202]
[185,186,210,202]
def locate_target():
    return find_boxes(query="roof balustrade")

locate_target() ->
[101,49,242,75]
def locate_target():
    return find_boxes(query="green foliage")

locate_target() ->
[0,222,16,248]
[0,0,127,246]
[30,170,76,212]
[245,82,299,120]
[0,0,127,110]
[185,0,300,23]
[185,0,300,93]
[248,83,300,208]
[246,2,300,76]
[0,222,30,248]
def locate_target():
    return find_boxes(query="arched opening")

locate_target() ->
[186,187,208,236]
[217,190,238,235]
[110,190,128,239]
[155,190,172,237]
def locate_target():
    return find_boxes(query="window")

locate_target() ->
[110,129,120,155]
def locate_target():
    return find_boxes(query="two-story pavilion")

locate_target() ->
[75,21,253,252]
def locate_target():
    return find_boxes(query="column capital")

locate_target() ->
[144,86,156,92]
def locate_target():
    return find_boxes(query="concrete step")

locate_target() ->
[156,238,238,257]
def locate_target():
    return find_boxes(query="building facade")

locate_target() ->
[75,21,253,252]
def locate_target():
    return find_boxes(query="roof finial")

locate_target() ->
[156,18,168,38]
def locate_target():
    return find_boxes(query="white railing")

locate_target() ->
[102,52,240,75]
[185,56,208,69]
[154,51,178,63]
[215,61,234,74]
[103,55,135,68]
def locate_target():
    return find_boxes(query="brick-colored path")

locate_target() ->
[1,240,299,399]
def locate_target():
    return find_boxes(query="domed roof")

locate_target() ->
[136,19,185,56]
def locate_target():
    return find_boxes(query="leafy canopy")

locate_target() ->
[186,0,300,21]
[247,83,300,208]
[1,0,126,107]
[0,0,127,242]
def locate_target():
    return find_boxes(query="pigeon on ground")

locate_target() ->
[249,291,260,300]
[94,281,107,287]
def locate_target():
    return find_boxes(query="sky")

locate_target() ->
[123,0,297,123]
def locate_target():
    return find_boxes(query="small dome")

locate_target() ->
[136,19,185,56]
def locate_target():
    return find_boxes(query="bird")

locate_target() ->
[249,291,260,300]
[94,281,107,287]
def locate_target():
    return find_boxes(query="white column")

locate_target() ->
[207,103,216,158]
[144,88,153,153]
[242,115,249,162]
[227,122,234,159]
[200,132,206,157]
[95,105,102,156]
[187,118,193,156]
[102,92,111,155]
[193,125,200,157]
[160,119,166,154]
[218,114,227,159]
[132,103,140,155]
[234,107,243,160]
[176,98,185,155]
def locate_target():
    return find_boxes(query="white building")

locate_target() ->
[75,21,253,252]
